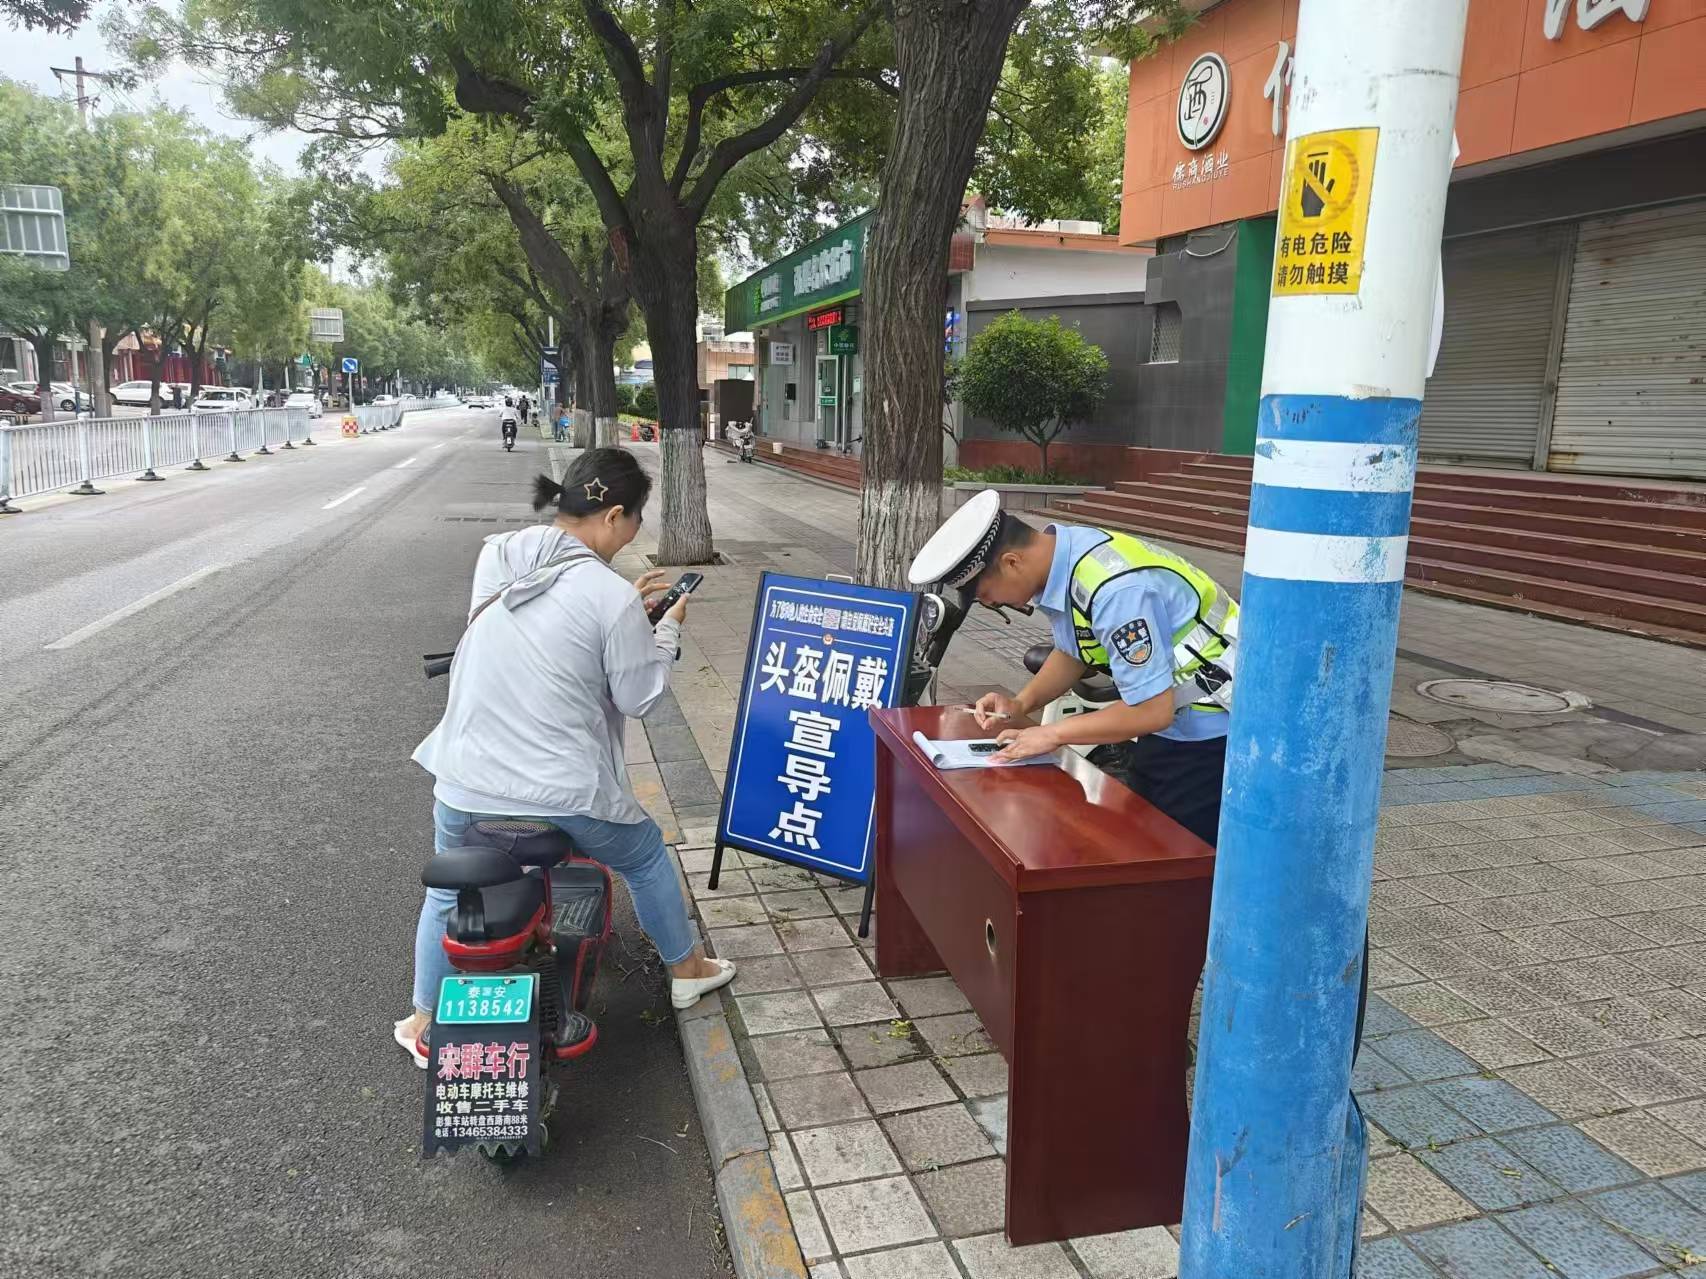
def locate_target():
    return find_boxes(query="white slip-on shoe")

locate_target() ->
[393,1017,428,1069]
[671,958,737,1010]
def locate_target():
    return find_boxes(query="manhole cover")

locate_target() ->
[1415,678,1587,715]
[1386,717,1454,758]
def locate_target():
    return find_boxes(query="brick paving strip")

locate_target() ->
[590,448,1706,1278]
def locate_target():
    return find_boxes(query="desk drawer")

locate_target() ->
[887,770,1017,1057]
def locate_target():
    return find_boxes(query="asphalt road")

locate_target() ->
[0,409,733,1279]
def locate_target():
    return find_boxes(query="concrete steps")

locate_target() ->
[712,437,860,491]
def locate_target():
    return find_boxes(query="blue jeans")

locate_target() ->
[412,800,696,1014]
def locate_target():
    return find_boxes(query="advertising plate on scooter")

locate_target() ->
[435,973,535,1024]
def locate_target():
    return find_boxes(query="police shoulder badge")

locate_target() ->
[1112,618,1153,665]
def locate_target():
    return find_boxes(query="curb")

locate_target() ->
[668,847,808,1279]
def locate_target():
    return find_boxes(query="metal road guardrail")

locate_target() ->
[0,394,455,512]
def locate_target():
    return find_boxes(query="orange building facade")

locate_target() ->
[1123,0,1706,244]
[1118,0,1706,479]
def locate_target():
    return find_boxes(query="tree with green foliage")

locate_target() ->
[957,310,1108,477]
[117,0,895,563]
[2,0,87,31]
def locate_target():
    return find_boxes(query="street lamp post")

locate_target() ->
[1178,3,1469,1277]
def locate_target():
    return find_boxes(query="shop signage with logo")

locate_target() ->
[806,306,844,332]
[1177,53,1230,151]
[726,212,873,333]
[829,326,858,356]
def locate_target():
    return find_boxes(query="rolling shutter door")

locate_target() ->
[1419,226,1571,467]
[1548,201,1706,481]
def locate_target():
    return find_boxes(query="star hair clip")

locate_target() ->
[583,477,609,503]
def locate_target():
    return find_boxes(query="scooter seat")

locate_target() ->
[448,873,546,945]
[422,844,524,890]
[1021,643,1052,675]
[468,819,577,868]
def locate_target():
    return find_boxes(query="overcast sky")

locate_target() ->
[1,9,330,176]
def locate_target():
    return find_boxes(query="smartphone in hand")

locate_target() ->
[647,572,705,625]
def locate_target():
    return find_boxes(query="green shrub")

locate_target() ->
[958,311,1109,475]
[634,382,659,419]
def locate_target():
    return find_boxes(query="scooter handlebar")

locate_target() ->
[424,653,454,679]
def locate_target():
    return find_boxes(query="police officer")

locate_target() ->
[907,490,1238,846]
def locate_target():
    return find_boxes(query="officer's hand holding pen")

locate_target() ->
[991,724,1061,763]
[970,690,1021,731]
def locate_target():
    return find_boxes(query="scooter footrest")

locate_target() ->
[548,864,608,948]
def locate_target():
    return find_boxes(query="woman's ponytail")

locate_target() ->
[532,474,565,512]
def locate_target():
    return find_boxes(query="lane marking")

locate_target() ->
[1252,439,1416,493]
[323,485,367,509]
[429,442,446,450]
[1244,527,1409,584]
[396,455,419,468]
[45,564,228,651]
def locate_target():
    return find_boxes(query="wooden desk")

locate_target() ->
[870,705,1215,1246]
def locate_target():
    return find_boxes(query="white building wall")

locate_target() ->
[963,244,1149,304]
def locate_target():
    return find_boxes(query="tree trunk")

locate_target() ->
[856,0,1029,588]
[29,333,58,423]
[589,326,620,449]
[623,223,713,565]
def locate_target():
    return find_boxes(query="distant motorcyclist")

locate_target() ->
[500,401,519,450]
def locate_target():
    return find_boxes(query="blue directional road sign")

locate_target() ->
[717,573,918,885]
[341,356,359,374]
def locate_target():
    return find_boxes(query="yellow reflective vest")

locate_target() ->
[1068,530,1239,713]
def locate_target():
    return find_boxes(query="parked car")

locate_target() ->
[466,394,492,408]
[371,394,398,405]
[283,390,322,418]
[0,387,42,419]
[111,380,156,406]
[50,382,90,412]
[191,387,255,412]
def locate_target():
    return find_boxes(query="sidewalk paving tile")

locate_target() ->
[794,948,877,987]
[856,1061,959,1115]
[1369,1029,1479,1082]
[1497,1201,1660,1279]
[881,1104,997,1172]
[731,953,805,995]
[814,1176,937,1253]
[814,982,901,1028]
[835,1022,926,1070]
[1584,1183,1706,1260]
[1405,1218,1551,1278]
[914,1158,1006,1237]
[738,990,825,1035]
[708,923,787,958]
[786,1189,833,1261]
[751,1029,847,1081]
[941,1053,1010,1099]
[1419,1135,1563,1211]
[840,1242,962,1279]
[1427,1077,1559,1133]
[1360,1085,1484,1148]
[1579,1111,1706,1177]
[793,1120,904,1186]
[951,1234,1079,1279]
[769,1072,872,1128]
[1364,1154,1476,1230]
[968,1095,1007,1156]
[913,1013,994,1058]
[1068,1227,1181,1279]
[1353,1237,1440,1279]
[1500,1124,1644,1194]
[887,976,972,1019]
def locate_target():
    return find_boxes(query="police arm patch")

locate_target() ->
[1111,618,1153,665]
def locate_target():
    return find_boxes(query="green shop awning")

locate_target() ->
[725,211,872,334]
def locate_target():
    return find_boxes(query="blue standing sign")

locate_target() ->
[714,573,917,910]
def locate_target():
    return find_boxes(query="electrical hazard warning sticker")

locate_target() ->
[1273,127,1378,297]
[1112,618,1153,666]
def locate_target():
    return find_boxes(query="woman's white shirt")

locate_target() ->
[411,525,681,823]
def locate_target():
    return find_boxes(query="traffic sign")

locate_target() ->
[341,356,359,374]
[310,308,345,341]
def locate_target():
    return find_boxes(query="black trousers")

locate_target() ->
[1094,732,1228,847]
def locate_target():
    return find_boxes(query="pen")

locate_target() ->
[959,706,1011,720]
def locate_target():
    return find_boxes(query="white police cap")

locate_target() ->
[907,489,1005,589]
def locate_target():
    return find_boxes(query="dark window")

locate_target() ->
[1148,302,1182,363]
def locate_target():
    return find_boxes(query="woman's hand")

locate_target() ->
[991,724,1060,763]
[666,593,689,625]
[633,568,670,602]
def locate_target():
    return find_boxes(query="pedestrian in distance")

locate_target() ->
[395,447,736,1065]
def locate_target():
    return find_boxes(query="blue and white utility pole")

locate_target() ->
[1179,2,1469,1276]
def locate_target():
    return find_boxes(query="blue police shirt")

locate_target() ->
[1035,524,1228,743]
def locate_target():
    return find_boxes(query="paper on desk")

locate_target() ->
[912,731,1059,771]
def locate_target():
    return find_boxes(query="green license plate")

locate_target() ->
[435,974,536,1024]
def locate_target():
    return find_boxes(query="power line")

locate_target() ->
[48,56,113,125]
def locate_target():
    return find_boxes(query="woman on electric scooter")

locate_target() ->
[395,448,736,1065]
